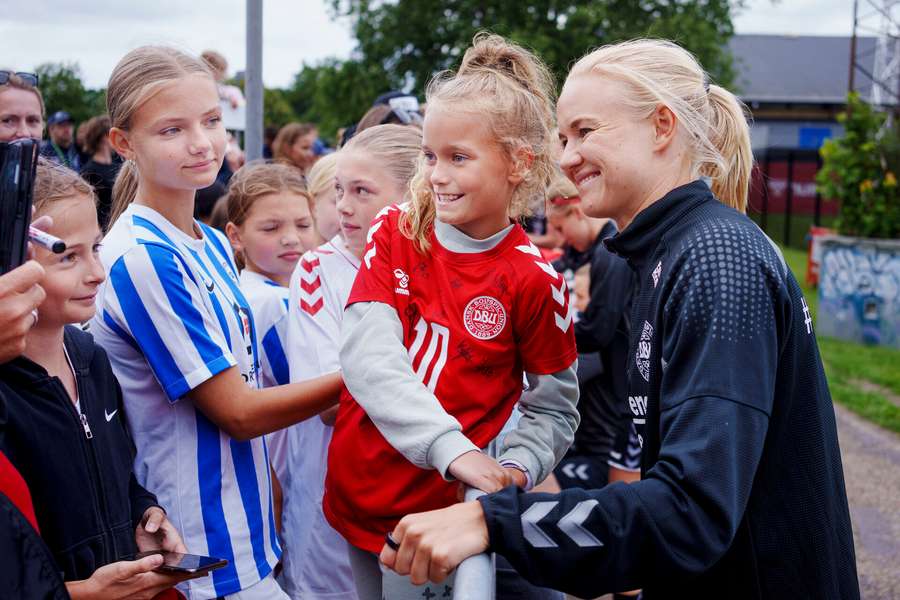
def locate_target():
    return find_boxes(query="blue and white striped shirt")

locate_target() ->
[91,204,280,598]
[239,270,290,389]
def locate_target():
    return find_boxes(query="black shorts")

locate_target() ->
[607,422,642,473]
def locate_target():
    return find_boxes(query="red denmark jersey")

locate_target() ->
[323,205,577,552]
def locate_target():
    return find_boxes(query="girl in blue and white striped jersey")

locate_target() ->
[90,46,341,600]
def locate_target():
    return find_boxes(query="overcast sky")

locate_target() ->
[2,0,857,90]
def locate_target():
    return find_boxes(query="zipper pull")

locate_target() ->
[80,413,93,439]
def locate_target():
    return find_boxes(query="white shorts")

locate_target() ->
[220,572,290,600]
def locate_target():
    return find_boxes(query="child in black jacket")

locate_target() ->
[0,161,193,599]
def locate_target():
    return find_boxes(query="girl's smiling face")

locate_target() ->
[112,74,226,199]
[33,195,105,327]
[421,103,521,240]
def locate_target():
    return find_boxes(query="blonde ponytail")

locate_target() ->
[403,32,557,252]
[109,160,140,226]
[104,46,214,227]
[702,84,753,212]
[570,39,752,213]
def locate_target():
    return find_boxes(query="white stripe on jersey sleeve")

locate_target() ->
[107,243,237,402]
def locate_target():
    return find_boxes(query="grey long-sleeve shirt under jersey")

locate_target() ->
[339,220,580,485]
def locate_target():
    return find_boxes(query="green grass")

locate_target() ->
[781,246,900,434]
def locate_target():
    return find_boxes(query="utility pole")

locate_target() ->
[245,0,263,161]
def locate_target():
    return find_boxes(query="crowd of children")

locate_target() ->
[0,27,859,600]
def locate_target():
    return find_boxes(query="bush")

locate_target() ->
[816,93,900,239]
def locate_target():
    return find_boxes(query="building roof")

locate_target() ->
[728,34,889,105]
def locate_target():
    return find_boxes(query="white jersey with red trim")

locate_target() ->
[278,235,359,600]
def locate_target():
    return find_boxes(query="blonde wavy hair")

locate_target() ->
[342,123,422,195]
[305,151,339,209]
[402,32,557,252]
[107,46,215,225]
[568,39,752,212]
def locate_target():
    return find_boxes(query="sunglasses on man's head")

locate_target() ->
[0,71,39,87]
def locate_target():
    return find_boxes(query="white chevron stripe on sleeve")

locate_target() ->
[363,247,377,269]
[534,260,559,279]
[521,501,559,548]
[550,278,566,307]
[554,300,574,332]
[366,219,384,244]
[515,243,542,257]
[557,500,603,547]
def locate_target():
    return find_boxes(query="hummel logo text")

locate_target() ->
[801,297,813,334]
[629,395,647,425]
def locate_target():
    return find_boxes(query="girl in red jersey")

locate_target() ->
[323,33,580,599]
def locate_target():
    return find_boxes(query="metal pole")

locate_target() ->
[453,487,495,600]
[245,0,263,161]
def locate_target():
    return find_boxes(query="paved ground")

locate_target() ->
[835,403,900,600]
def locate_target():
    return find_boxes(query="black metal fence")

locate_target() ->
[748,148,838,249]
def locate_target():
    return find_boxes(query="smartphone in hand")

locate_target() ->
[0,139,39,275]
[129,550,229,575]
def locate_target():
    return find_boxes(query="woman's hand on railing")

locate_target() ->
[380,500,490,585]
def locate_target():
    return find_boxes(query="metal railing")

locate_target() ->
[452,487,495,600]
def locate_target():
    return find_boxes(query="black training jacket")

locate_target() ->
[0,326,159,582]
[479,181,859,599]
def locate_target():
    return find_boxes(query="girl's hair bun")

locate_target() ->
[457,32,555,107]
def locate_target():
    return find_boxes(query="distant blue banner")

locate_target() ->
[798,127,833,149]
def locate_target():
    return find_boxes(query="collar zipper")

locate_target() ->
[80,412,93,439]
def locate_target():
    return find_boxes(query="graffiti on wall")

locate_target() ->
[818,238,900,348]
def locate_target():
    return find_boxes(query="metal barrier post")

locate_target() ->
[452,487,495,600]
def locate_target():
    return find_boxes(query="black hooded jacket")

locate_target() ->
[0,326,159,582]
[479,181,859,599]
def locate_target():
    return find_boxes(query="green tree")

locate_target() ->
[816,93,900,239]
[263,87,298,129]
[34,62,105,124]
[284,58,392,142]
[329,0,743,94]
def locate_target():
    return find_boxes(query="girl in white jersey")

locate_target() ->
[90,47,341,600]
[281,124,422,600]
